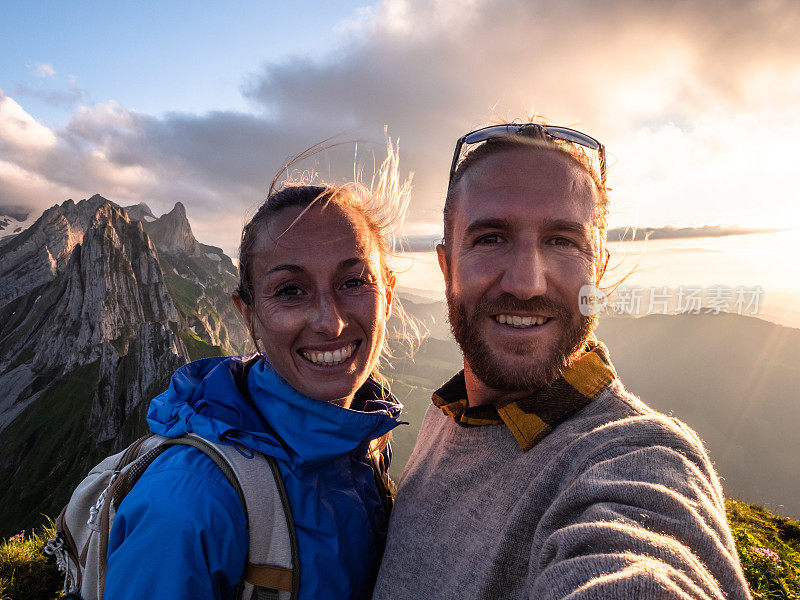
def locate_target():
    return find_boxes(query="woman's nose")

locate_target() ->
[310,293,346,338]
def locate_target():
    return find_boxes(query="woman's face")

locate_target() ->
[234,201,394,406]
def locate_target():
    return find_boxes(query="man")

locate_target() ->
[373,123,751,599]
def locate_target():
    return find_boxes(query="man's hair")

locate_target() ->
[442,125,609,270]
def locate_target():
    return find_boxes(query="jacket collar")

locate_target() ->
[148,355,403,466]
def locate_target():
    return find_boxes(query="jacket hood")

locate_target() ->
[147,355,403,466]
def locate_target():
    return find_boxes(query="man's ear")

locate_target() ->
[436,243,449,288]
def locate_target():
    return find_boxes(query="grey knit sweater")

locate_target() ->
[373,380,751,599]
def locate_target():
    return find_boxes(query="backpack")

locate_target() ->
[45,432,299,600]
[44,355,395,600]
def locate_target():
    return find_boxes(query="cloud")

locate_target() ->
[12,75,88,107]
[240,0,800,229]
[2,0,800,255]
[32,62,56,78]
[607,225,784,242]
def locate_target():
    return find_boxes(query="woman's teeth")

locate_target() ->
[494,314,548,328]
[301,343,356,366]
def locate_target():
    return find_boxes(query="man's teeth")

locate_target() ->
[494,314,548,327]
[302,343,355,365]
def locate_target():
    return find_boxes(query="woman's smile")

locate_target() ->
[298,340,360,367]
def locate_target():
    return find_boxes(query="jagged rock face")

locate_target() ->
[123,203,156,223]
[0,200,182,376]
[0,193,249,536]
[0,195,110,307]
[90,322,187,445]
[131,201,249,354]
[142,201,200,255]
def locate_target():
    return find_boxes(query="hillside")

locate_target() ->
[597,313,800,519]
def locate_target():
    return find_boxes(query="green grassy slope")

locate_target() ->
[0,363,107,537]
[728,499,800,598]
[0,523,62,600]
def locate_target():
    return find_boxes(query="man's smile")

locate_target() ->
[492,314,551,328]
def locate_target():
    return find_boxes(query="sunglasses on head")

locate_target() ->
[448,123,606,188]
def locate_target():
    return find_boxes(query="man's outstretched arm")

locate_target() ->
[530,438,751,599]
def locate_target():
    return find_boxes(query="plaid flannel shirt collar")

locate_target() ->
[431,342,616,451]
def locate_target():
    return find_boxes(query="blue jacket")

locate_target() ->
[106,355,403,600]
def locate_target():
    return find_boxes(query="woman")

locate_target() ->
[105,145,413,600]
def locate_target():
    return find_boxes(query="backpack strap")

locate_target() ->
[95,431,298,600]
[229,354,300,600]
[96,434,167,597]
[200,435,299,600]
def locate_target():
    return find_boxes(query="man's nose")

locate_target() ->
[310,293,346,338]
[499,245,548,300]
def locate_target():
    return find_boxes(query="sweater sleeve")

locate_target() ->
[105,446,249,600]
[529,431,752,600]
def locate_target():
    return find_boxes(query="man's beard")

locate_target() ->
[447,290,597,392]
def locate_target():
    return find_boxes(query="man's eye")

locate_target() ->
[549,236,575,247]
[476,234,501,245]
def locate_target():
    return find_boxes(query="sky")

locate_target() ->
[2,0,800,258]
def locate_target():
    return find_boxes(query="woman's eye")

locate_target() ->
[275,285,304,297]
[342,277,367,289]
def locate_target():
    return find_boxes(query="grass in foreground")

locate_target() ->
[0,522,62,600]
[727,498,800,599]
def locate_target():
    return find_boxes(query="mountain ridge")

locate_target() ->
[0,194,249,535]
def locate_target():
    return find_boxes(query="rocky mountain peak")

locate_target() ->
[0,195,124,307]
[0,193,251,537]
[124,203,156,223]
[142,201,200,255]
[0,197,180,375]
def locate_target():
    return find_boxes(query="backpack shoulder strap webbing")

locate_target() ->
[230,354,300,599]
[196,435,299,600]
[98,432,299,600]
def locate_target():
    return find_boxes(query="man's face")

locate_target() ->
[438,146,604,391]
